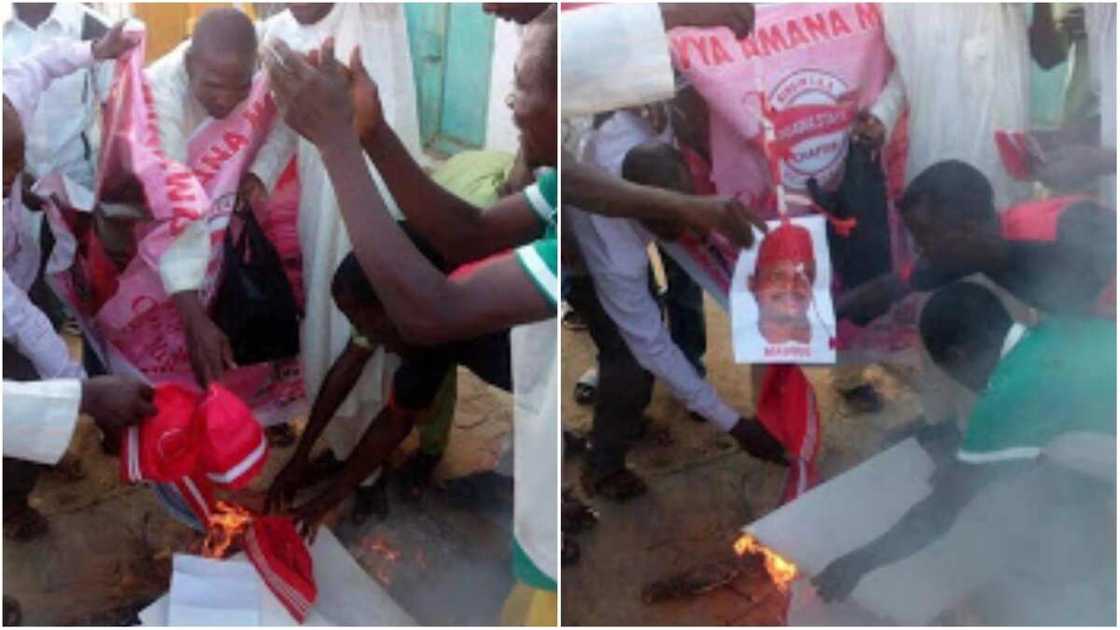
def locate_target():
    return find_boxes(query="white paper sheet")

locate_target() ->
[746,438,1113,624]
[168,555,261,626]
[731,215,836,365]
[143,528,416,626]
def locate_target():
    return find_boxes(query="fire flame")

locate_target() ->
[734,533,798,592]
[202,501,254,559]
[362,535,402,585]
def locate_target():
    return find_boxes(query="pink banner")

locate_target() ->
[665,3,921,365]
[45,29,305,424]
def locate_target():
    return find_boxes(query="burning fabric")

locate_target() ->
[118,382,317,623]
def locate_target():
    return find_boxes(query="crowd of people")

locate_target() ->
[3,2,557,625]
[559,2,1115,619]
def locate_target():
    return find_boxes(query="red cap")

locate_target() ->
[756,221,815,275]
[120,384,202,483]
[195,384,268,489]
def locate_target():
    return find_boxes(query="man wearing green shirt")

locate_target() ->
[814,281,1115,602]
[265,8,559,622]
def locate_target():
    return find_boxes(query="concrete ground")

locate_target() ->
[560,295,925,626]
[3,341,515,626]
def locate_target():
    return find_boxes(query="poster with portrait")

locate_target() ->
[731,215,836,364]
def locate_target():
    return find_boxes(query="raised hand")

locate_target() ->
[92,20,139,61]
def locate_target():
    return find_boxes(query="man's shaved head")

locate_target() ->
[190,8,257,59]
[3,97,25,198]
[186,8,257,119]
[511,6,557,168]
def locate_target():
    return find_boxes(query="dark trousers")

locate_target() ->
[660,250,707,377]
[3,342,45,513]
[567,275,653,475]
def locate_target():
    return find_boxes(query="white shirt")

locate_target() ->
[870,4,1032,209]
[2,378,82,465]
[2,42,89,379]
[569,111,740,432]
[1085,3,1116,209]
[2,4,111,190]
[143,42,288,295]
[560,3,674,117]
[3,178,82,379]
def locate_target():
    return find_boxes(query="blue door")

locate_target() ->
[405,4,496,156]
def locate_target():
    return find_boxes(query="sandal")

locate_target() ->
[573,368,598,406]
[4,505,49,542]
[580,467,647,503]
[561,491,598,534]
[562,309,588,331]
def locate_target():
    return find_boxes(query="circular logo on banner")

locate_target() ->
[768,69,855,191]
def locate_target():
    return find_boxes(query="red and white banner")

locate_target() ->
[43,28,305,424]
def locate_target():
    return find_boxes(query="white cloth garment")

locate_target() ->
[511,317,558,582]
[560,3,674,117]
[569,111,740,432]
[255,5,422,456]
[143,42,288,296]
[2,378,82,465]
[3,44,89,379]
[870,4,1033,209]
[1085,3,1116,209]
[2,3,112,190]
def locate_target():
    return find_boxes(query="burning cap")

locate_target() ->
[756,221,816,279]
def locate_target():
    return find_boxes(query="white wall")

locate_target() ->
[484,19,520,154]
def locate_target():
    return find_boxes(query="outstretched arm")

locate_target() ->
[812,460,1022,602]
[290,402,417,540]
[269,40,554,345]
[360,113,542,267]
[564,157,767,249]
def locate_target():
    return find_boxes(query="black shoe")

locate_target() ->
[352,475,390,525]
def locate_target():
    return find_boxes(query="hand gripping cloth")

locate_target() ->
[120,384,203,483]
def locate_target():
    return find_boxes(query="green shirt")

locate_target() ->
[958,318,1117,464]
[515,168,558,306]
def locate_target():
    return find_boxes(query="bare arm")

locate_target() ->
[813,460,1022,602]
[564,155,767,249]
[361,121,542,267]
[269,40,554,345]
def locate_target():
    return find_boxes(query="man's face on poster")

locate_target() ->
[751,259,813,327]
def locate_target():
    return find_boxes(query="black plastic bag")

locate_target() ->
[807,142,892,293]
[211,198,301,365]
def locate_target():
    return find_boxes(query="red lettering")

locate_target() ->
[242,99,269,131]
[803,13,829,41]
[224,131,248,153]
[829,10,852,36]
[740,35,760,59]
[710,37,733,65]
[165,171,196,202]
[786,20,809,48]
[756,25,788,56]
[856,3,881,30]
[670,35,693,69]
